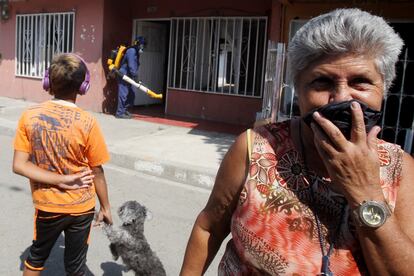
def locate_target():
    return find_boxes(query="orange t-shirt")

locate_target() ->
[14,100,110,213]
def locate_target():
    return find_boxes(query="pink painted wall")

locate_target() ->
[168,89,262,126]
[101,0,134,114]
[269,0,283,42]
[130,0,272,18]
[0,0,107,112]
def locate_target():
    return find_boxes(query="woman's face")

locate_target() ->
[296,54,384,116]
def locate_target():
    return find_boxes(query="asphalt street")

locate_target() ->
[0,134,227,275]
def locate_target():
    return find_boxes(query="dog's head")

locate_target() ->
[118,200,147,227]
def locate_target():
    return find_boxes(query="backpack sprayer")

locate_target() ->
[107,45,163,100]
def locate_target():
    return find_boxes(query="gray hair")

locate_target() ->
[287,8,404,93]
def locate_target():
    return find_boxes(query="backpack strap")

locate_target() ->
[247,128,252,161]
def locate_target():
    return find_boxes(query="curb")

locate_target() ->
[110,152,216,189]
[0,119,216,189]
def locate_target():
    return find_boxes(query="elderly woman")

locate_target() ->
[180,8,414,276]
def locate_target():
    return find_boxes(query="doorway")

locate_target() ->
[132,20,170,110]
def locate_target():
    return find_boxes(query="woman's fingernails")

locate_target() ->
[312,112,320,119]
[351,101,360,110]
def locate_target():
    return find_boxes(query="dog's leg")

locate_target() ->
[104,226,126,261]
[105,225,127,244]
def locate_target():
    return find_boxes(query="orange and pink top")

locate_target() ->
[219,121,402,275]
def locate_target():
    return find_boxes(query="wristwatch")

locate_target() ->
[352,200,392,228]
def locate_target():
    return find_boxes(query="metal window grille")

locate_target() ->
[15,12,75,78]
[168,17,267,98]
[380,48,414,154]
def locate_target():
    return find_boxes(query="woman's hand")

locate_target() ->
[57,170,95,190]
[310,101,384,207]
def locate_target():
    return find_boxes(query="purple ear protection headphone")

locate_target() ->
[42,53,90,95]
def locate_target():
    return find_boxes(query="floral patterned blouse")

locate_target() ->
[218,121,403,275]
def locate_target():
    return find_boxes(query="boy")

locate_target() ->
[13,53,112,276]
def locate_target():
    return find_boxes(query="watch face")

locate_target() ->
[360,202,386,227]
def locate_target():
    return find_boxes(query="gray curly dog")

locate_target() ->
[104,201,166,276]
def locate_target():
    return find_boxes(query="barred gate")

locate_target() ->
[168,17,267,97]
[380,47,414,155]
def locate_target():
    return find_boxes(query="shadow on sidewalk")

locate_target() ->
[100,261,127,276]
[130,105,248,160]
[189,128,238,159]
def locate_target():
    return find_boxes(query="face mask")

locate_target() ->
[302,100,382,139]
[138,45,144,54]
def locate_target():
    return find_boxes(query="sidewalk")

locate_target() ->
[0,97,240,189]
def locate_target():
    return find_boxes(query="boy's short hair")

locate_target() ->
[49,53,87,97]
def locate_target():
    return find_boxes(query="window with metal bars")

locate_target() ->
[168,17,267,98]
[381,22,414,155]
[15,12,75,78]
